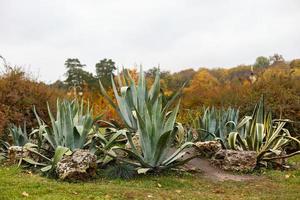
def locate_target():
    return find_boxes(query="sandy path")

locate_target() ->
[175,148,258,181]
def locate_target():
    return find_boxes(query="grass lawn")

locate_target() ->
[0,156,300,200]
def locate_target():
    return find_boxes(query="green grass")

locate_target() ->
[0,156,300,200]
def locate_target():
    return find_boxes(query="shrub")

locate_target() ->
[0,67,63,138]
[103,163,136,179]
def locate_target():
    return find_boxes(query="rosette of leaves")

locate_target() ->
[100,68,195,173]
[34,99,95,151]
[227,96,300,166]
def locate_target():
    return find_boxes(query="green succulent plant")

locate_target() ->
[0,139,10,161]
[8,123,29,146]
[190,106,239,145]
[227,96,300,165]
[88,127,127,166]
[34,99,95,151]
[40,146,71,175]
[99,68,183,132]
[100,68,195,172]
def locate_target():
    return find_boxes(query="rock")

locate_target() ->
[194,141,222,158]
[212,149,257,172]
[56,149,97,181]
[8,146,29,164]
[8,145,45,164]
[125,134,142,154]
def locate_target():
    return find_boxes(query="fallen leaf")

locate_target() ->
[175,190,181,194]
[147,194,153,198]
[285,174,290,179]
[213,189,225,194]
[22,192,29,197]
[157,183,162,188]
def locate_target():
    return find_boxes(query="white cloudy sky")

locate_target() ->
[1,0,300,82]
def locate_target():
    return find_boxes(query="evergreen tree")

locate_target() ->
[95,58,116,88]
[253,56,270,68]
[64,58,86,87]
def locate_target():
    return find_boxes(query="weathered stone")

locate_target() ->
[8,145,44,164]
[8,146,29,164]
[56,149,97,181]
[125,134,142,154]
[194,141,222,158]
[212,149,257,172]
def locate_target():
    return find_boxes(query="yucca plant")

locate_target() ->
[100,68,194,172]
[227,96,300,165]
[34,99,95,151]
[8,123,29,146]
[190,107,239,145]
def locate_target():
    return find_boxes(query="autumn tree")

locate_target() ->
[167,68,196,91]
[183,69,219,107]
[145,67,171,91]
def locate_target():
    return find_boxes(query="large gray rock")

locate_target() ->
[194,141,222,158]
[56,149,97,181]
[212,149,257,172]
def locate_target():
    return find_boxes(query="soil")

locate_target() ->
[184,157,256,181]
[176,148,258,182]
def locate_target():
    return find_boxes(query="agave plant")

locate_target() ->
[34,99,95,151]
[8,123,29,146]
[227,96,300,165]
[87,126,127,166]
[0,139,10,161]
[99,68,183,132]
[100,68,194,172]
[190,107,239,145]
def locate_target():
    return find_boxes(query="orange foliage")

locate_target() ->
[0,67,64,138]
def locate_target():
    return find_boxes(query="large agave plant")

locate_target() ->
[190,107,239,145]
[227,96,300,165]
[100,68,194,172]
[99,68,183,132]
[34,99,94,151]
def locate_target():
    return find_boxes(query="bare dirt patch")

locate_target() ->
[179,148,259,182]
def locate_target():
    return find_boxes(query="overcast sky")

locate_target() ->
[1,0,300,82]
